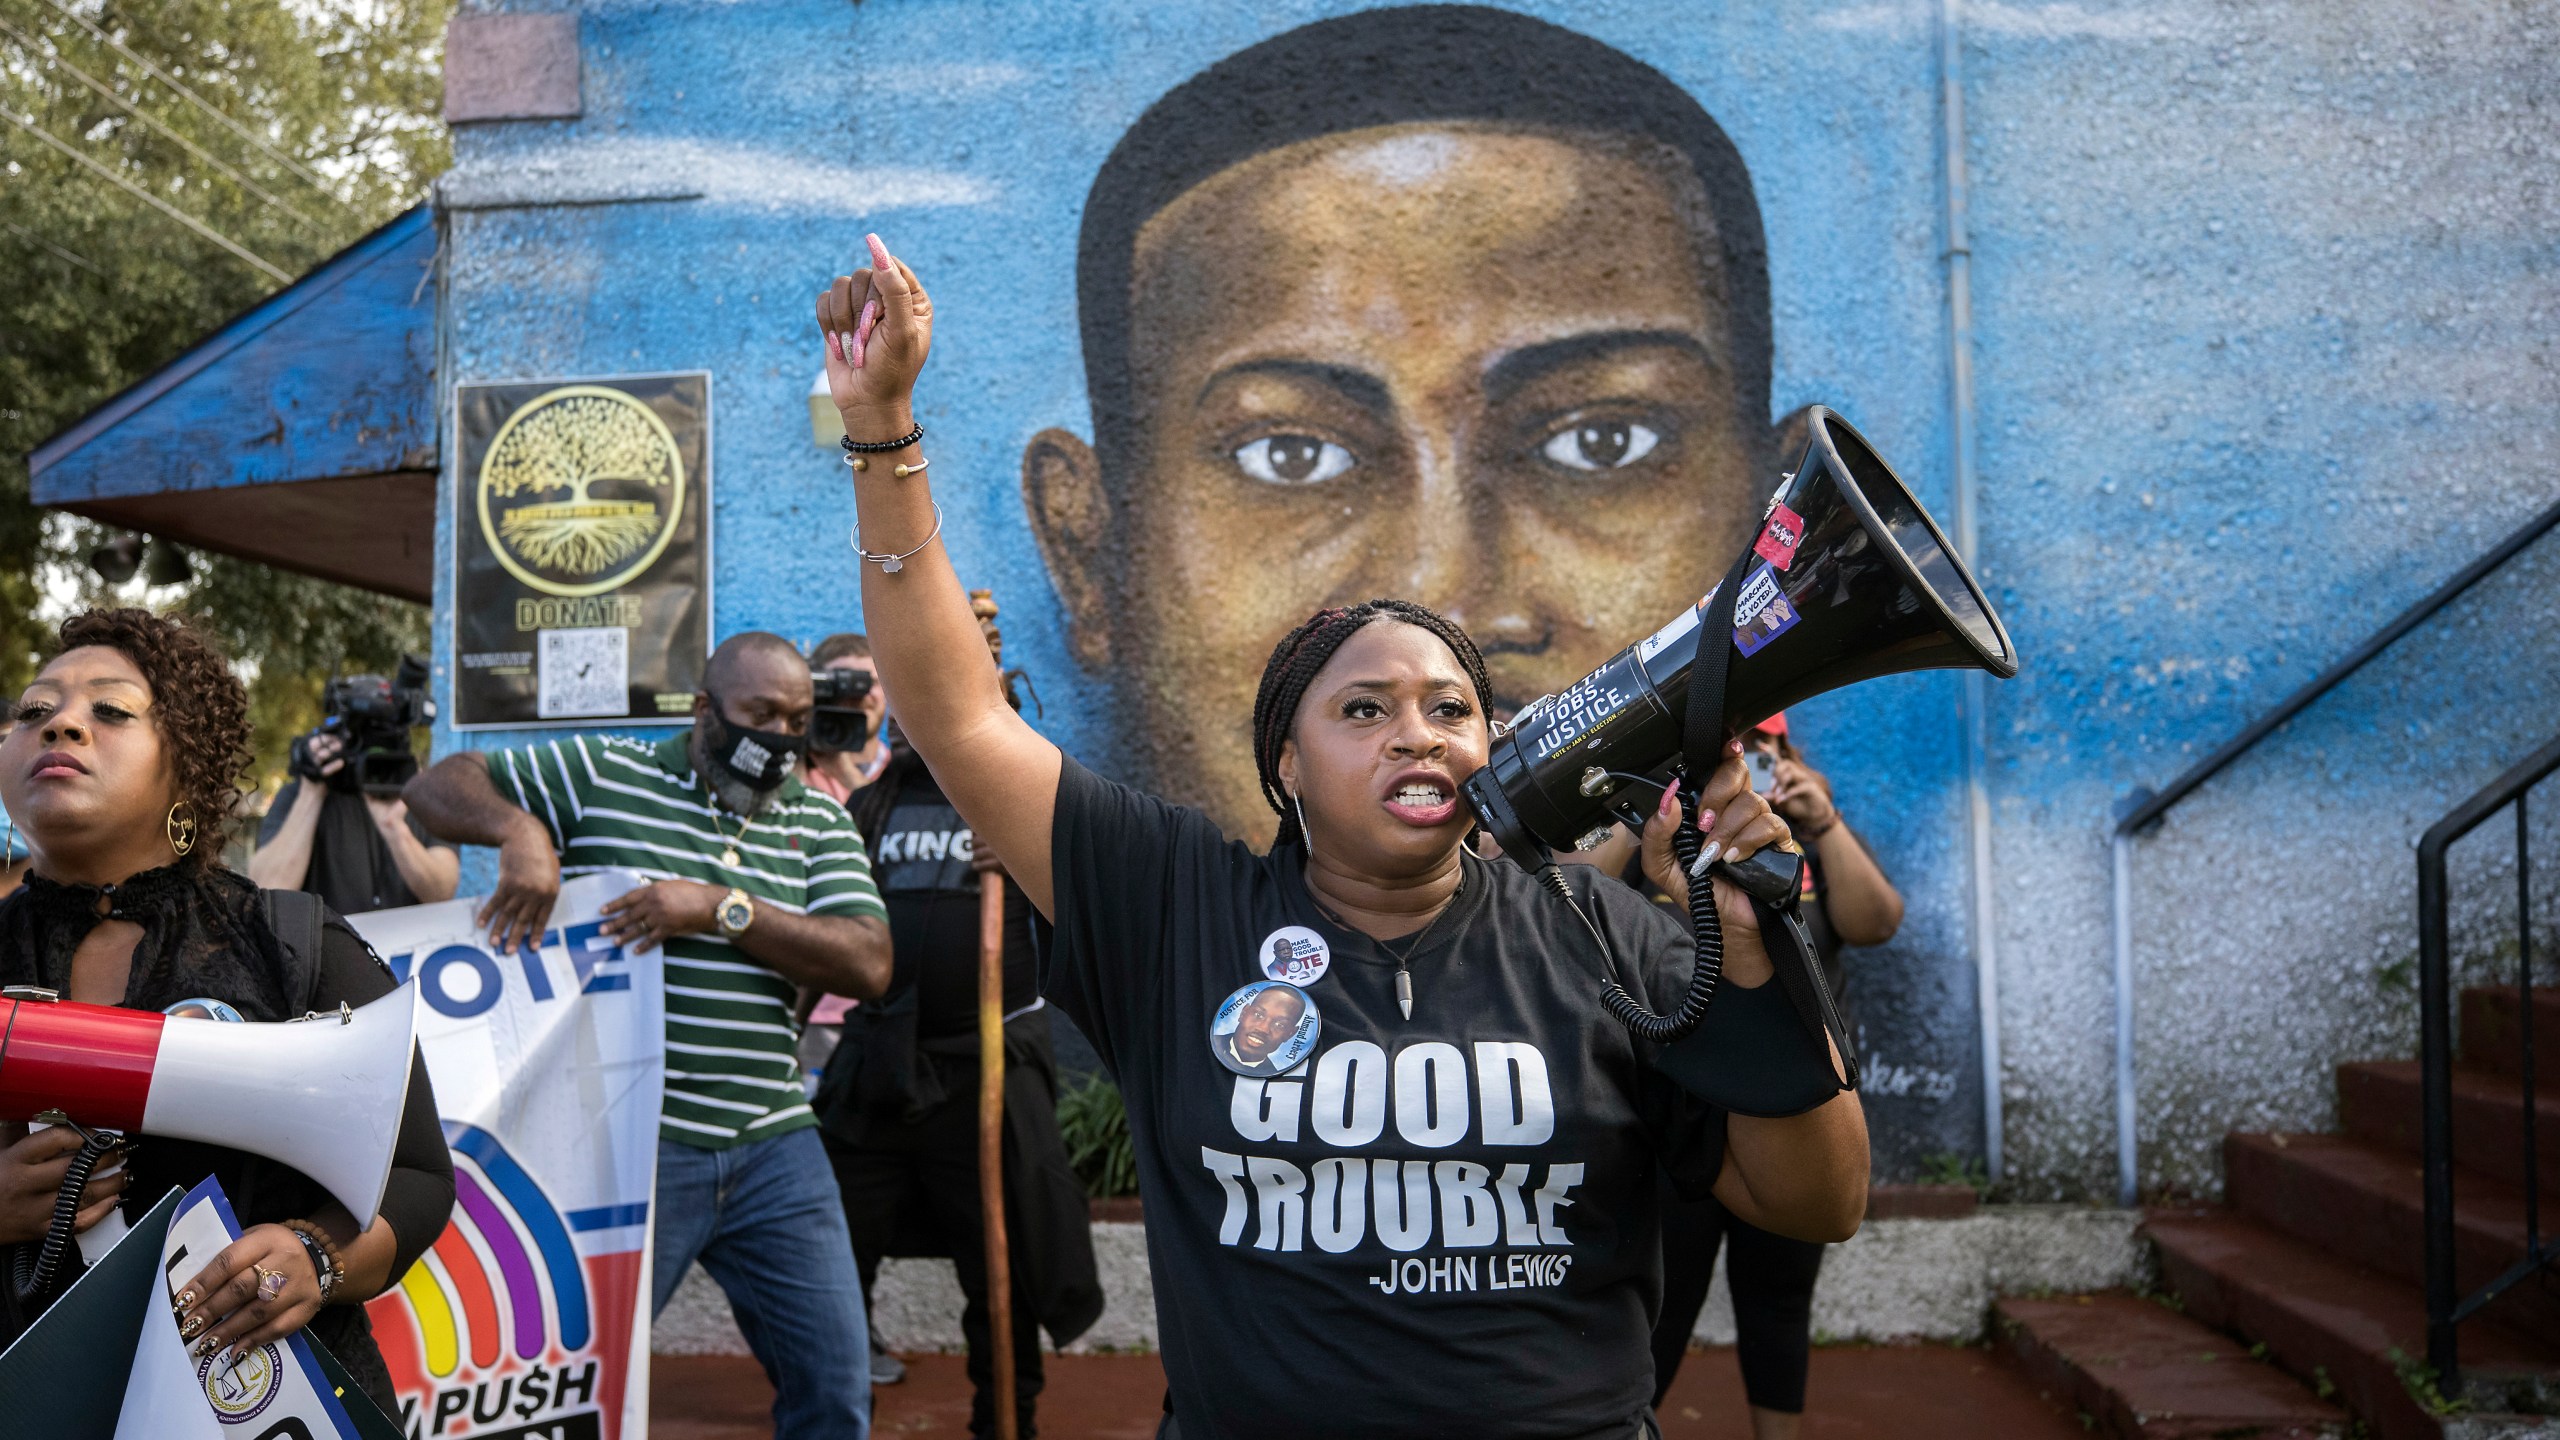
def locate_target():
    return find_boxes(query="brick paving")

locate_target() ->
[652,1340,2087,1438]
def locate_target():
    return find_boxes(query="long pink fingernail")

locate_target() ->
[866,232,890,269]
[1656,783,1679,817]
[1696,808,1716,833]
[853,300,879,369]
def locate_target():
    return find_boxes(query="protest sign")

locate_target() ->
[350,871,662,1440]
[115,1178,374,1439]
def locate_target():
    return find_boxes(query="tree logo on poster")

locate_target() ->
[477,385,687,597]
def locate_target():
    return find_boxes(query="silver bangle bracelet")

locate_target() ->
[852,502,943,573]
[844,451,929,478]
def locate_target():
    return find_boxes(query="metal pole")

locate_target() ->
[979,869,1017,1440]
[1937,0,2003,1183]
[2418,832,2458,1390]
[2112,830,2139,1206]
[2517,794,2538,1258]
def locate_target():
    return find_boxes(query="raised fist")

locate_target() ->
[816,233,934,426]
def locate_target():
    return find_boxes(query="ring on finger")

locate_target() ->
[254,1264,287,1301]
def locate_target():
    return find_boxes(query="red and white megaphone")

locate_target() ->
[0,985,419,1226]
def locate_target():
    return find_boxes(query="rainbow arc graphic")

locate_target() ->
[397,1123,591,1376]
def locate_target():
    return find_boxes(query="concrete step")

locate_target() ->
[1995,1291,2347,1438]
[2225,1132,2560,1339]
[2465,986,2560,1084]
[2145,1205,2559,1440]
[2337,1060,2560,1192]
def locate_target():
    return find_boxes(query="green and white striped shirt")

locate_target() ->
[488,730,885,1148]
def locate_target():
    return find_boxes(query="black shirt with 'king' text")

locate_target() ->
[870,769,1038,1038]
[1038,759,1724,1440]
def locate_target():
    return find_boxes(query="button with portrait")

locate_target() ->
[1209,980,1320,1078]
[1258,925,1331,987]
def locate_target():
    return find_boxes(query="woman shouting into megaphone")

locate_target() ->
[819,236,1867,1439]
[0,609,453,1416]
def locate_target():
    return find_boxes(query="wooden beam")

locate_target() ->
[62,469,436,603]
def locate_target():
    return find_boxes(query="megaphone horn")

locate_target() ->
[1465,406,2017,868]
[0,985,420,1227]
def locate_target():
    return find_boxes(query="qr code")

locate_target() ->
[538,627,629,719]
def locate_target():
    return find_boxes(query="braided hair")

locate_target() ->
[1251,599,1494,851]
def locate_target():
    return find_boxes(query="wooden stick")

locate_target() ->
[970,586,1019,1440]
[978,867,1016,1440]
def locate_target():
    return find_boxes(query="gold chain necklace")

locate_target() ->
[704,779,753,868]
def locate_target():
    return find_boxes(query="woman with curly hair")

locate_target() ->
[0,607,453,1412]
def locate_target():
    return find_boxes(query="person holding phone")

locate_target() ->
[1648,711,1902,1438]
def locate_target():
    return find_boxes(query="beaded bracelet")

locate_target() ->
[284,1218,345,1302]
[839,424,924,454]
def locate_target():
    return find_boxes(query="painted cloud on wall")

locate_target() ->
[439,136,997,214]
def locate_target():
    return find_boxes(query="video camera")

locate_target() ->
[810,665,874,755]
[290,655,435,798]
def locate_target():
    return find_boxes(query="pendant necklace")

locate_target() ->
[1312,878,1463,1022]
[705,780,751,867]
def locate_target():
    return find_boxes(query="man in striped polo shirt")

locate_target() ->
[407,632,891,1438]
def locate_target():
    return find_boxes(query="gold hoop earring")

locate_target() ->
[166,801,198,859]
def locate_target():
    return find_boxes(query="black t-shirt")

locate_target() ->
[872,771,1037,1037]
[1038,759,1724,1440]
[257,780,454,915]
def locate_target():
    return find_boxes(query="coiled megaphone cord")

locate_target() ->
[1604,788,1724,1043]
[12,1125,120,1305]
[1534,788,1724,1046]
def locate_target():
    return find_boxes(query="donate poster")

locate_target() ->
[350,872,662,1440]
[450,373,712,730]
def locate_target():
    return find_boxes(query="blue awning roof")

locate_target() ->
[28,205,440,602]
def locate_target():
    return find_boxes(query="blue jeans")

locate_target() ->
[654,1128,871,1439]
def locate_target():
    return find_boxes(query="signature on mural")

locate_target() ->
[1022,5,1808,840]
[1856,1049,1961,1104]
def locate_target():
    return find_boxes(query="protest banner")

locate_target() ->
[350,871,662,1440]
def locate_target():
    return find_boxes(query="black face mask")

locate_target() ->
[702,702,805,793]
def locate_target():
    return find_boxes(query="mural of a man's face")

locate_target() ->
[1030,121,1764,837]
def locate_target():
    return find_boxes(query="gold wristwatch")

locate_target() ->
[714,887,756,938]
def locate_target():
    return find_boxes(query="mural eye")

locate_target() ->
[1233,434,1355,485]
[1540,420,1660,472]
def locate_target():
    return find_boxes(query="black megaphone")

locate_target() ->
[1462,408,2017,1055]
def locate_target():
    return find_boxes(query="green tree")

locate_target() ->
[1,0,448,787]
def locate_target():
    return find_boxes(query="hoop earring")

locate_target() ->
[166,801,198,859]
[1292,791,1313,851]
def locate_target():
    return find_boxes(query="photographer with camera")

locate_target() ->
[247,659,456,914]
[805,633,890,806]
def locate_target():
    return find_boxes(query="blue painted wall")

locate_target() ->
[430,0,2560,1196]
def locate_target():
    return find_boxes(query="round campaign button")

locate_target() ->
[1259,925,1331,987]
[1209,980,1321,1078]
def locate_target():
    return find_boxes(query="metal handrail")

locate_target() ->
[2417,732,2560,1395]
[2103,493,2560,1204]
[2119,494,2560,839]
